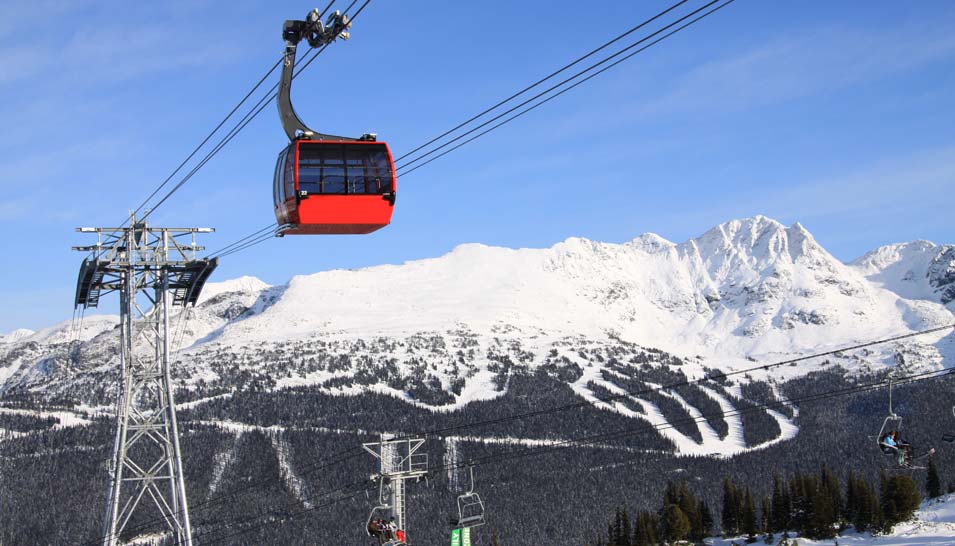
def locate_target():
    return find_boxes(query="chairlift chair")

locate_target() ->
[876,378,904,454]
[450,464,486,529]
[877,413,903,454]
[366,478,393,542]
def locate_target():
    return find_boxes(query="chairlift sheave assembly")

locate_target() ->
[274,8,397,236]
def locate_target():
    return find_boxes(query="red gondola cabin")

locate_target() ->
[273,139,397,235]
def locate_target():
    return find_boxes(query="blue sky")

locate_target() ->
[1,0,954,332]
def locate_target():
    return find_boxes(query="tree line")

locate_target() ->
[590,461,946,545]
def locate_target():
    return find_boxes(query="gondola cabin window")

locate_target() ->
[297,142,393,195]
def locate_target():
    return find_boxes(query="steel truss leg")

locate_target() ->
[100,260,193,546]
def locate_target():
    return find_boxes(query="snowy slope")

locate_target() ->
[853,241,955,308]
[192,215,953,373]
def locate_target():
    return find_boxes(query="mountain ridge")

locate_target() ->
[1,215,953,412]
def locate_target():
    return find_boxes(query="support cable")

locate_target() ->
[396,0,736,176]
[126,57,284,225]
[205,223,278,258]
[393,0,693,164]
[213,228,282,259]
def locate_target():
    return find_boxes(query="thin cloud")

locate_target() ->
[642,21,955,116]
[660,144,955,231]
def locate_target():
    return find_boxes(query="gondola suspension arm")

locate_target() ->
[278,8,352,141]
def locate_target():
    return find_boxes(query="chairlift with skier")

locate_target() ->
[875,378,934,469]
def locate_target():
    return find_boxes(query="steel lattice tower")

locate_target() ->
[74,215,217,546]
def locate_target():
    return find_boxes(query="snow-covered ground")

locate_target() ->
[708,494,955,545]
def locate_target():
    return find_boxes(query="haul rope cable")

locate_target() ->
[126,57,283,224]
[205,223,278,258]
[211,226,283,259]
[160,366,955,546]
[70,323,955,546]
[396,0,737,176]
[393,0,694,164]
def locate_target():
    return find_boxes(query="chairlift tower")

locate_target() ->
[73,214,217,546]
[363,434,428,538]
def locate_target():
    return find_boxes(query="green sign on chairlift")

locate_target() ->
[450,527,471,546]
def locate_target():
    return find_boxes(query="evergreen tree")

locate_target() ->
[789,472,809,532]
[491,528,501,546]
[678,480,703,541]
[610,507,632,546]
[927,459,942,499]
[760,497,772,535]
[662,503,691,543]
[771,473,788,533]
[699,499,714,539]
[633,510,659,546]
[621,506,633,546]
[723,478,741,536]
[664,480,680,507]
[821,465,843,526]
[880,473,921,531]
[844,471,858,524]
[845,472,877,532]
[742,487,758,540]
[806,475,836,539]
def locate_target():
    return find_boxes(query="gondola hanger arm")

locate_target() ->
[278,8,352,141]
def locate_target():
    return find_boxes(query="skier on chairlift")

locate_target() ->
[368,518,386,545]
[880,430,906,466]
[881,429,934,468]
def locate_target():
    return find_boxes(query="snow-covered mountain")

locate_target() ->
[0,329,34,344]
[1,216,953,439]
[853,240,955,307]
[178,215,953,372]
